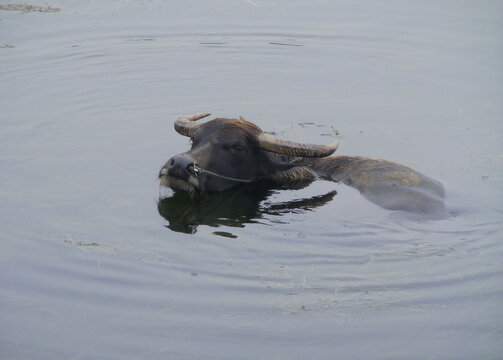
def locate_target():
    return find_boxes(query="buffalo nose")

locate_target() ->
[161,154,196,180]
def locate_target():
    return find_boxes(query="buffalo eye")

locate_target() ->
[232,144,244,152]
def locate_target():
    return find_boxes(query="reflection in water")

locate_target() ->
[158,184,336,234]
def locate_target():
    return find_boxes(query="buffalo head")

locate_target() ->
[159,113,339,194]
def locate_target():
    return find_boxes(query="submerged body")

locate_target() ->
[159,114,446,216]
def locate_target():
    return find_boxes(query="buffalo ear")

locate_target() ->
[257,133,339,158]
[174,113,211,137]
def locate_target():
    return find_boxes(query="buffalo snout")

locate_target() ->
[160,154,196,181]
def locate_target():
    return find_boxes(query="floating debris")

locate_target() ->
[212,231,238,239]
[127,38,156,42]
[0,4,60,13]
[269,42,304,47]
[298,122,316,127]
[64,239,99,247]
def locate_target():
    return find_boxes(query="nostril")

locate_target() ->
[186,163,199,176]
[166,155,197,179]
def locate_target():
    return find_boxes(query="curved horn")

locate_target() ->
[257,133,339,158]
[174,113,211,137]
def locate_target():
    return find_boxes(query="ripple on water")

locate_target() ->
[1,2,502,359]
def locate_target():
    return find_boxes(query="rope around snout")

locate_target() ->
[192,157,302,184]
[193,166,256,183]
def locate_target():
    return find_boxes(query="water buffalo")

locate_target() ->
[159,113,446,216]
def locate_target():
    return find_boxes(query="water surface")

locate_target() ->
[1,1,502,359]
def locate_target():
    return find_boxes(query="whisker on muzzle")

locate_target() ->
[159,184,174,199]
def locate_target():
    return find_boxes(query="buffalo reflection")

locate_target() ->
[158,184,336,234]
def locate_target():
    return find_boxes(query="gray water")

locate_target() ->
[1,1,502,359]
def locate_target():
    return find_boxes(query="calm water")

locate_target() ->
[1,1,502,359]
